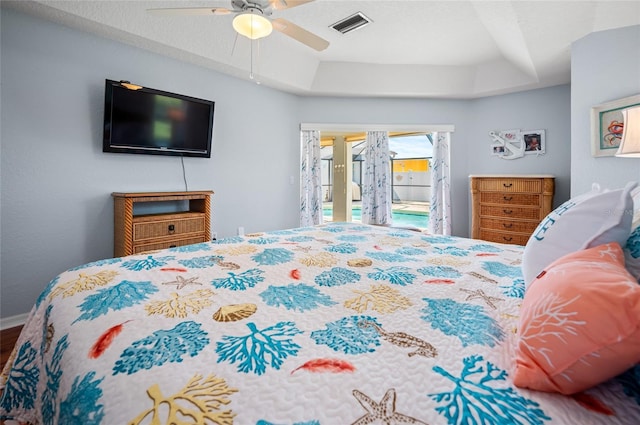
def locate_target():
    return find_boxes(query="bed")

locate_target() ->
[1,221,639,424]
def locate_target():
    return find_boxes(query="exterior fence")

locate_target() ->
[322,157,431,203]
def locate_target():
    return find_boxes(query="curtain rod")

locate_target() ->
[300,123,455,133]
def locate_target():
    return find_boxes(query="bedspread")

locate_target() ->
[1,222,639,424]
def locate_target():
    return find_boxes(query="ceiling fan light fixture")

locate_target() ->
[233,12,272,40]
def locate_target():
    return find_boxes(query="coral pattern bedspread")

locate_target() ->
[1,222,639,424]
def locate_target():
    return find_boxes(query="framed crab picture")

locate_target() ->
[591,94,640,157]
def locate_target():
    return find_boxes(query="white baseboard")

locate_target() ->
[1,313,29,330]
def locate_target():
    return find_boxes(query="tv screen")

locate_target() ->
[103,79,214,158]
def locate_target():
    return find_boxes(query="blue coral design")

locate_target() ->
[211,268,265,290]
[430,356,550,425]
[113,321,209,375]
[421,298,504,347]
[179,255,223,268]
[251,248,294,265]
[417,265,461,278]
[627,226,640,258]
[310,315,381,354]
[58,372,104,424]
[260,284,336,312]
[249,237,280,245]
[0,341,40,411]
[216,322,302,375]
[315,267,360,287]
[74,280,158,322]
[482,261,522,278]
[121,255,175,271]
[325,243,357,254]
[367,266,416,285]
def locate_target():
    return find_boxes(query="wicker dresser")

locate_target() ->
[470,175,554,246]
[112,191,213,257]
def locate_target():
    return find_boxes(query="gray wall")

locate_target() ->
[298,86,572,237]
[571,25,640,195]
[1,8,302,318]
[467,85,572,207]
[1,7,570,319]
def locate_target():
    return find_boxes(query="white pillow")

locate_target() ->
[522,181,637,288]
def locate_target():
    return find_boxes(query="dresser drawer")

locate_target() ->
[479,192,541,207]
[477,178,543,193]
[478,229,530,246]
[479,205,543,220]
[133,213,205,241]
[470,176,554,244]
[479,218,540,233]
[133,235,208,254]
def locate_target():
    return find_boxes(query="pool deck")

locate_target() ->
[389,201,429,214]
[324,201,429,214]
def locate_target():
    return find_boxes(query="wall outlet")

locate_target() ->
[211,232,217,241]
[237,226,245,236]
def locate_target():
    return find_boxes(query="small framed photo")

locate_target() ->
[591,94,640,157]
[491,144,505,156]
[523,130,545,154]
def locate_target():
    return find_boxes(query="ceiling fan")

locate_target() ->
[148,0,329,51]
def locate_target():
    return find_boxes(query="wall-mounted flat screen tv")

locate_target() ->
[103,79,214,158]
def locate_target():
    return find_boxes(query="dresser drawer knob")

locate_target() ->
[168,224,175,234]
[503,183,513,188]
[503,209,513,214]
[169,244,177,248]
[503,196,513,201]
[503,223,513,229]
[503,236,513,242]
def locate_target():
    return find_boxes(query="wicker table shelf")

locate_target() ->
[112,191,213,257]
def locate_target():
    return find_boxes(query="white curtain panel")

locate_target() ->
[361,131,393,225]
[300,130,323,227]
[428,131,452,235]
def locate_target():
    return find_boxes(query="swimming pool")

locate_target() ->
[323,207,429,229]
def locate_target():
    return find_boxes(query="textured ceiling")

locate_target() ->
[4,0,640,98]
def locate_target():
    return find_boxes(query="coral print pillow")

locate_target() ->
[522,182,637,288]
[626,186,640,281]
[626,225,640,282]
[514,242,640,394]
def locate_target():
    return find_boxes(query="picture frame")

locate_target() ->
[590,94,640,157]
[489,129,521,157]
[491,144,505,156]
[523,130,545,155]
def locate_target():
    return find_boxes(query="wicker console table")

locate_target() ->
[112,191,213,257]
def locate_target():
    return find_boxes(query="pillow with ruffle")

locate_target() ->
[514,242,640,394]
[522,181,637,288]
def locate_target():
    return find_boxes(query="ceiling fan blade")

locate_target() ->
[269,0,314,11]
[147,7,232,16]
[272,18,329,51]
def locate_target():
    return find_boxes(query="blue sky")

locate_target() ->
[389,134,433,158]
[322,134,433,159]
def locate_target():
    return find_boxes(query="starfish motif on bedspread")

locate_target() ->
[351,388,428,425]
[162,275,203,290]
[459,288,503,310]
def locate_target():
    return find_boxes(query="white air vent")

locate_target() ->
[330,12,372,34]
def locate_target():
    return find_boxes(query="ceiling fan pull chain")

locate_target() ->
[255,38,262,84]
[250,35,254,80]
